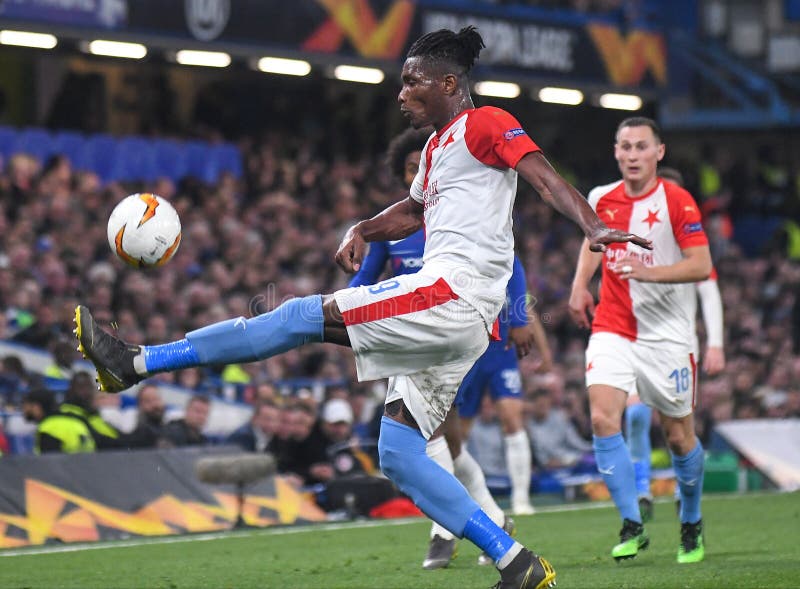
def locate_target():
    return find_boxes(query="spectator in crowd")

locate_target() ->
[226,399,281,453]
[280,401,330,485]
[123,383,167,449]
[160,394,210,447]
[0,355,30,407]
[60,372,121,450]
[44,340,78,380]
[526,389,592,469]
[319,397,375,478]
[22,387,95,453]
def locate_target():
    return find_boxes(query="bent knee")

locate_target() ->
[590,411,621,436]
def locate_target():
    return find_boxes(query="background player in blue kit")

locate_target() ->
[350,128,551,569]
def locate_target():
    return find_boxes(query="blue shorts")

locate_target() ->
[456,343,522,419]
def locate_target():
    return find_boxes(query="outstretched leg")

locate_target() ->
[75,295,339,392]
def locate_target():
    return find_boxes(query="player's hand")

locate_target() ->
[533,353,553,374]
[335,225,367,273]
[568,287,595,329]
[703,346,725,375]
[508,325,536,358]
[588,227,652,252]
[612,256,650,281]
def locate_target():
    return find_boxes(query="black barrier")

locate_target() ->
[0,447,326,548]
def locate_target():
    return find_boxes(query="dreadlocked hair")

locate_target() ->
[406,26,485,73]
[386,127,432,184]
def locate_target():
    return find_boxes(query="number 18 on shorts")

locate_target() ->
[585,332,697,418]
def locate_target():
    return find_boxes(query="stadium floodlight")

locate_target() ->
[538,87,584,106]
[87,40,147,59]
[333,65,384,84]
[474,81,521,99]
[258,57,311,77]
[0,30,57,49]
[175,49,231,68]
[599,93,643,111]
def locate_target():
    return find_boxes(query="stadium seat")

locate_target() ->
[52,131,88,169]
[152,139,188,182]
[112,136,158,182]
[81,134,119,183]
[13,128,54,163]
[0,126,17,162]
[213,143,244,179]
[185,141,219,184]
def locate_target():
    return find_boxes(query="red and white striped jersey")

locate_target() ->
[410,107,539,327]
[588,178,709,347]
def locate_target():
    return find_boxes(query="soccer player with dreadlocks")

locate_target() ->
[75,27,651,589]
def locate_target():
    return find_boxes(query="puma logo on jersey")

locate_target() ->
[604,208,618,220]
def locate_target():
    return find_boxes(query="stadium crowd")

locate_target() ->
[0,123,798,484]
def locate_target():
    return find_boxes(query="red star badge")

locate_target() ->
[643,209,660,229]
[586,361,594,372]
[441,132,455,149]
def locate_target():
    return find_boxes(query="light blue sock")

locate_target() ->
[594,432,640,523]
[625,403,652,497]
[378,417,515,562]
[672,438,704,524]
[144,295,324,374]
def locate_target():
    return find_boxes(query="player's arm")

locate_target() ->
[696,277,725,374]
[516,152,651,252]
[506,257,553,365]
[568,238,603,329]
[506,257,532,356]
[527,309,553,371]
[335,197,423,273]
[614,245,711,283]
[348,241,390,287]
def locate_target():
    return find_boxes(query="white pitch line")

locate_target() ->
[0,491,786,558]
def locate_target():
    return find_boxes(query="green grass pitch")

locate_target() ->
[1,492,798,589]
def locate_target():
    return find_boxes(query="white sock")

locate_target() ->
[505,430,532,508]
[453,446,505,526]
[425,436,455,540]
[496,542,524,569]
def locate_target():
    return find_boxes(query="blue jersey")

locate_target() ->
[348,230,426,284]
[349,230,528,345]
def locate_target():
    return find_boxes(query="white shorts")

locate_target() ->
[585,332,697,418]
[334,271,491,438]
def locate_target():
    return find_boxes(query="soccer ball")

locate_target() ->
[107,193,181,268]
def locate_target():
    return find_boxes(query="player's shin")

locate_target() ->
[426,436,457,541]
[504,430,533,512]
[625,403,653,498]
[672,438,704,524]
[593,432,641,522]
[142,295,324,374]
[454,445,505,525]
[379,417,480,536]
[378,415,524,569]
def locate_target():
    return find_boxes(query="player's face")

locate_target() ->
[403,150,422,187]
[614,125,665,184]
[398,57,446,129]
